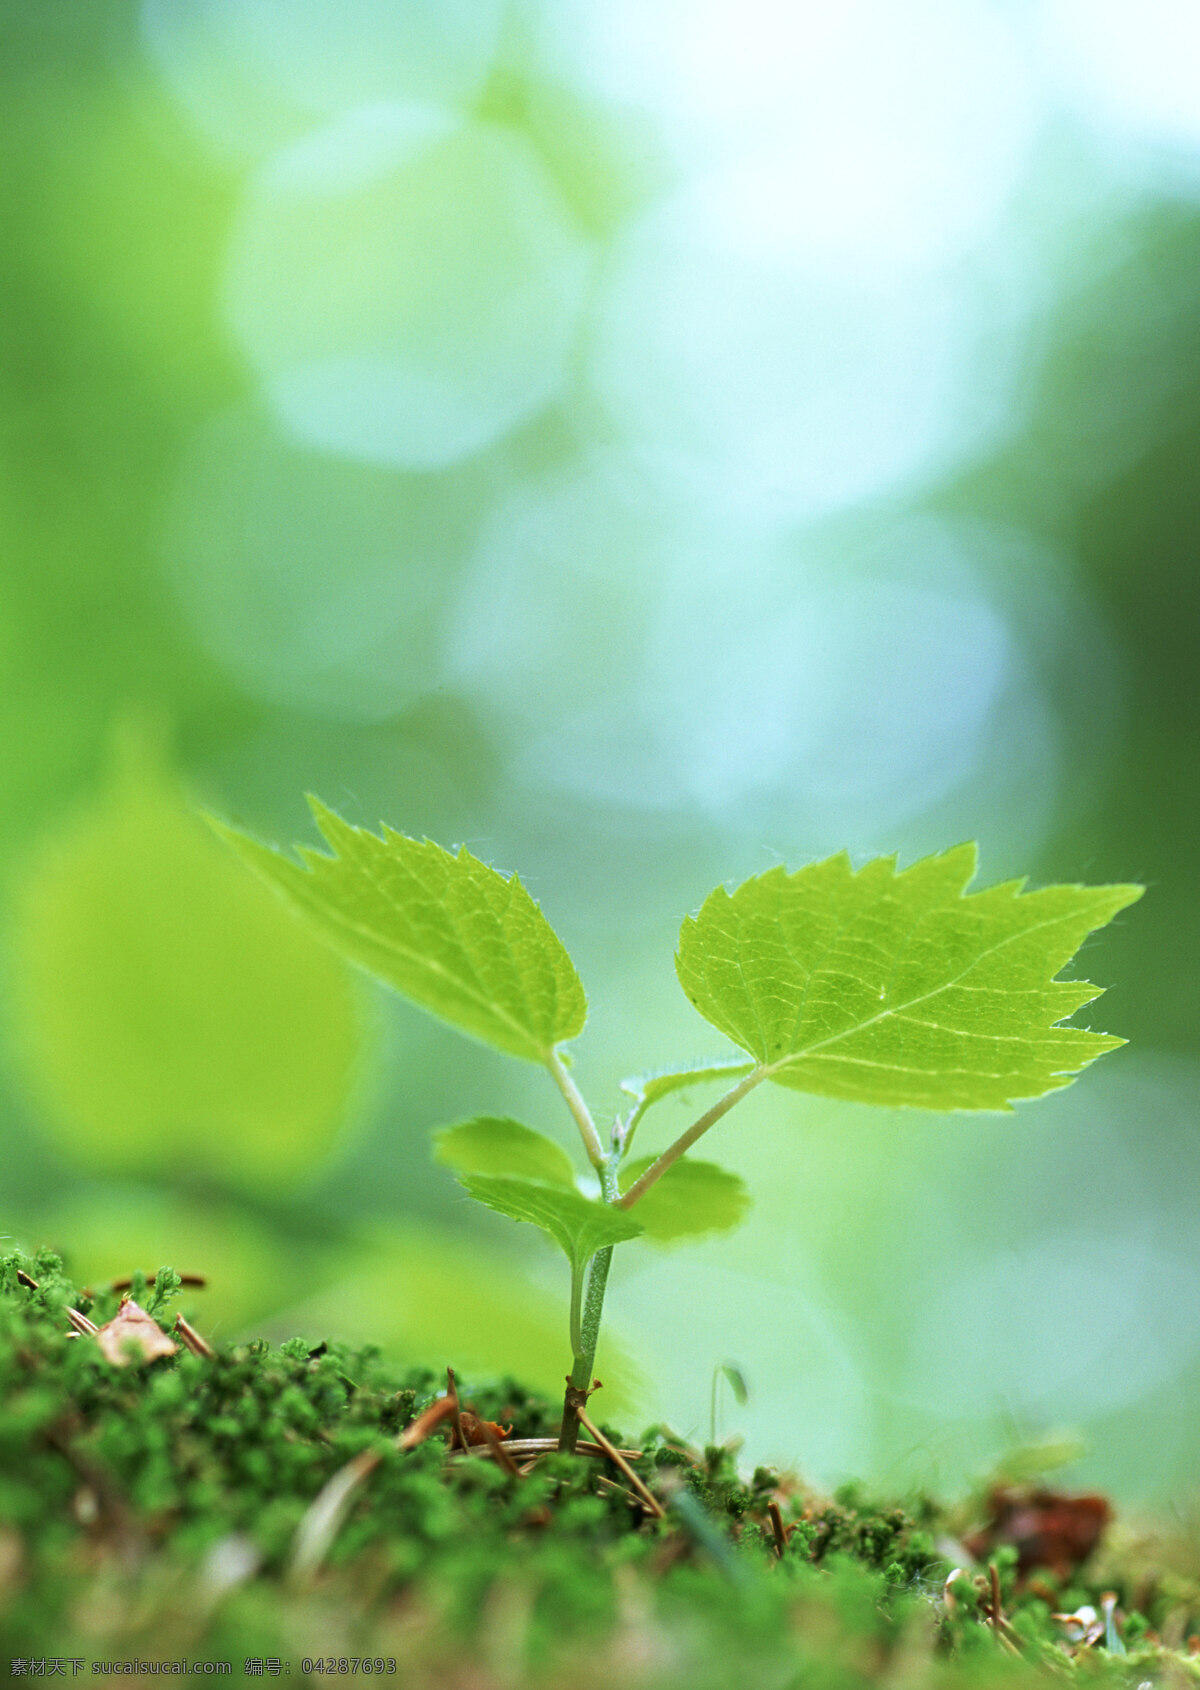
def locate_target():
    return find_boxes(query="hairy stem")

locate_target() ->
[619,1098,648,1157]
[547,1048,605,1169]
[616,1067,768,1208]
[578,1245,613,1374]
[559,1155,620,1452]
[568,1255,586,1360]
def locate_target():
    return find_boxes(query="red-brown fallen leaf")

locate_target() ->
[454,1411,512,1450]
[964,1485,1111,1579]
[397,1394,457,1452]
[93,1300,178,1366]
[395,1396,512,1454]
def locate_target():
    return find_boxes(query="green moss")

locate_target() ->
[2,1248,1198,1688]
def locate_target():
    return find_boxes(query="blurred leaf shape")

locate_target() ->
[213,797,587,1063]
[9,729,365,1187]
[618,1155,750,1243]
[20,1184,301,1333]
[457,1175,642,1273]
[677,844,1143,1111]
[433,1116,576,1188]
[273,1224,640,1409]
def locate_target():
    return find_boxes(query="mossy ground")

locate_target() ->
[1,1248,1198,1688]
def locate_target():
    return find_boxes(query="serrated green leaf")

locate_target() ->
[433,1117,576,1187]
[676,844,1143,1111]
[211,798,586,1063]
[620,1060,757,1111]
[458,1175,642,1270]
[618,1156,751,1242]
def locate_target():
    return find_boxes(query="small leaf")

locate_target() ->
[458,1175,642,1271]
[718,1361,750,1407]
[212,798,587,1063]
[618,1156,751,1242]
[433,1117,576,1188]
[620,1060,756,1111]
[677,845,1142,1111]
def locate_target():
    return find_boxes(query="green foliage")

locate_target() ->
[213,798,587,1064]
[676,844,1142,1110]
[142,1265,183,1320]
[434,1116,577,1187]
[215,803,1139,1434]
[457,1175,642,1271]
[10,735,365,1187]
[618,1156,750,1242]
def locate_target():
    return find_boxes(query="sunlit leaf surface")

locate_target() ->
[458,1174,642,1271]
[619,1156,750,1242]
[677,844,1142,1110]
[214,798,586,1063]
[433,1116,577,1188]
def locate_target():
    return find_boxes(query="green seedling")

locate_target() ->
[214,801,1141,1451]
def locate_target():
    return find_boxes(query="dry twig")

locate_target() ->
[446,1367,467,1453]
[577,1408,664,1519]
[174,1314,215,1359]
[472,1412,519,1476]
[396,1394,457,1452]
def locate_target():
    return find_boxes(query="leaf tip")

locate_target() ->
[1106,882,1146,916]
[937,839,979,887]
[304,793,361,853]
[203,809,284,868]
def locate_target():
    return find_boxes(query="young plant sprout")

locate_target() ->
[215,801,1141,1451]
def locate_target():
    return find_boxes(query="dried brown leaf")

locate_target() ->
[93,1299,177,1366]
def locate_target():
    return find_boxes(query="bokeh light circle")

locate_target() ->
[164,404,486,721]
[225,108,594,468]
[142,0,506,157]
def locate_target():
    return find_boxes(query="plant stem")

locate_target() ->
[616,1067,768,1208]
[619,1098,647,1156]
[547,1048,606,1170]
[559,1154,620,1453]
[578,1243,613,1370]
[568,1256,586,1359]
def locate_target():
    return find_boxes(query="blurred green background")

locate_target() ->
[1,0,1198,1505]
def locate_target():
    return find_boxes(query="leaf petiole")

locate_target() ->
[618,1059,757,1157]
[619,1098,648,1156]
[616,1067,767,1209]
[547,1047,606,1169]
